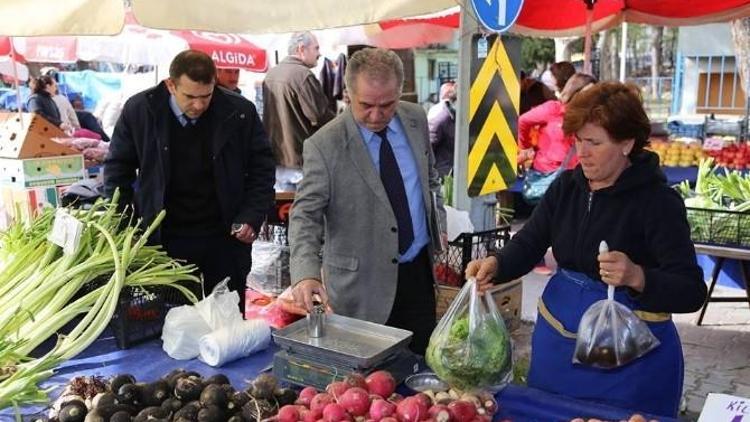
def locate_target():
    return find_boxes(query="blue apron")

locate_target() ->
[528,269,684,417]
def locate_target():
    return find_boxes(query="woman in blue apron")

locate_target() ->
[465,81,707,418]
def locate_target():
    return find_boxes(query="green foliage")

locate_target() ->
[520,37,555,72]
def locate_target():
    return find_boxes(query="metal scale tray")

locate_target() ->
[272,314,413,369]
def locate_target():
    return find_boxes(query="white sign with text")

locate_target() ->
[698,393,750,422]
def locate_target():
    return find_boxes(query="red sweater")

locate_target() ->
[518,100,578,173]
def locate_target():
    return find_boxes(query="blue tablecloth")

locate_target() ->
[3,334,678,421]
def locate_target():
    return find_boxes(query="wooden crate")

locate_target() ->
[435,279,522,331]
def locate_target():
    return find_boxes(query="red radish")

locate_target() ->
[278,405,301,422]
[447,401,476,422]
[327,381,350,399]
[387,393,404,404]
[396,397,424,422]
[365,371,397,398]
[369,398,397,421]
[302,409,320,422]
[312,393,336,414]
[323,403,351,422]
[339,387,371,416]
[344,373,369,390]
[413,393,432,409]
[428,405,451,422]
[298,386,319,406]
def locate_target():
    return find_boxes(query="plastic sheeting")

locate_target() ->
[2,332,680,421]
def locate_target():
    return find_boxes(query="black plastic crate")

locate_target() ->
[110,284,192,349]
[433,226,511,286]
[686,207,750,249]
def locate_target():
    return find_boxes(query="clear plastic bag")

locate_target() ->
[426,279,512,391]
[573,242,660,369]
[247,240,290,296]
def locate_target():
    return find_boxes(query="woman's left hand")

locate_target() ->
[597,250,646,292]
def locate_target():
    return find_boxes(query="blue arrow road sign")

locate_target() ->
[471,0,524,33]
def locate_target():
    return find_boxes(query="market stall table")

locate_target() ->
[3,334,677,421]
[694,243,750,325]
[508,166,698,194]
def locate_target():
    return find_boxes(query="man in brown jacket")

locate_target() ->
[263,31,335,171]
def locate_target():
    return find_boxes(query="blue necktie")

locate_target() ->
[377,128,414,255]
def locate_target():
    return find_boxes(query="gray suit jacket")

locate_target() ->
[289,101,447,324]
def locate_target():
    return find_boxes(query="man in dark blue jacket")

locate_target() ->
[103,50,276,314]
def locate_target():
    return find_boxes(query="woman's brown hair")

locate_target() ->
[562,81,651,155]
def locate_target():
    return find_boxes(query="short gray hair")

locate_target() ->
[345,48,404,96]
[288,31,315,56]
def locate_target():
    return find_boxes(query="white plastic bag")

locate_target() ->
[162,305,212,360]
[162,279,239,359]
[195,278,243,330]
[247,240,290,296]
[199,319,271,367]
[573,241,660,369]
[445,205,474,242]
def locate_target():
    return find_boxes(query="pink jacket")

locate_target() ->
[518,100,578,173]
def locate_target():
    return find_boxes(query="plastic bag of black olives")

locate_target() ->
[573,242,660,369]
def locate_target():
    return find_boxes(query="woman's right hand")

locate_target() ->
[464,256,498,293]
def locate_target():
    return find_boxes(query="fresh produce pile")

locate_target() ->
[648,138,704,167]
[0,193,200,410]
[426,315,512,391]
[40,370,498,422]
[703,138,750,170]
[44,371,297,421]
[287,371,498,422]
[678,158,750,246]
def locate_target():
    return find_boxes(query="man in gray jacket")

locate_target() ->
[263,31,335,171]
[289,48,447,355]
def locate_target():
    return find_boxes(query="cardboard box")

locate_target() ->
[0,155,85,188]
[436,278,522,331]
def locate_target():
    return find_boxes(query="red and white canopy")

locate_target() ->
[381,0,750,37]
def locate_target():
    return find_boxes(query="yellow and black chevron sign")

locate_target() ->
[467,34,521,197]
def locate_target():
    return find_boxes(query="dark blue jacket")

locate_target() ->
[495,151,707,313]
[102,82,275,241]
[27,93,61,126]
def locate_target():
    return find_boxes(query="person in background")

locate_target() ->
[71,96,110,142]
[518,73,596,176]
[263,31,335,173]
[465,82,707,418]
[428,81,457,178]
[26,75,63,128]
[41,69,80,130]
[520,72,556,115]
[216,67,241,93]
[427,81,456,121]
[541,61,576,97]
[103,50,276,315]
[289,48,447,355]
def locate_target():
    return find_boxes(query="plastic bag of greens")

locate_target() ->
[573,241,660,369]
[426,279,512,391]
